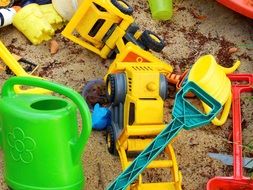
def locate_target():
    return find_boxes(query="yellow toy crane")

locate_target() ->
[62,0,165,59]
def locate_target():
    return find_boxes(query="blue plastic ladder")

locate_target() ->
[107,81,222,190]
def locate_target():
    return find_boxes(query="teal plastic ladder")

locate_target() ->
[107,81,222,190]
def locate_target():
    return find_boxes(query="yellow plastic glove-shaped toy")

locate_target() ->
[13,3,64,45]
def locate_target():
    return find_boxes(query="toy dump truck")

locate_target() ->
[62,0,165,59]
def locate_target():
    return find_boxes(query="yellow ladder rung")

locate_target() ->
[128,160,173,169]
[127,125,165,136]
[127,139,153,152]
[135,182,177,190]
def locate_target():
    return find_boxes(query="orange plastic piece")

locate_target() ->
[217,0,253,19]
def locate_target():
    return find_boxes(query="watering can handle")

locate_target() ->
[2,76,92,162]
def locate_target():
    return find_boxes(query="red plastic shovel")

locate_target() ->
[207,73,253,190]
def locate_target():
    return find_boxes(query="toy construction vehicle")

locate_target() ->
[62,0,165,59]
[105,60,182,189]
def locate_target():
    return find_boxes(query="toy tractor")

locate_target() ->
[105,61,182,190]
[62,0,165,59]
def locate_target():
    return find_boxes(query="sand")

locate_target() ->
[0,0,252,190]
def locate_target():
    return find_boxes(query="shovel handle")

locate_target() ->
[228,74,253,179]
[2,76,92,162]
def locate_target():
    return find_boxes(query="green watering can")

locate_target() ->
[0,76,92,190]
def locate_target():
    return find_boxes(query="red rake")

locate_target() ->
[207,74,253,190]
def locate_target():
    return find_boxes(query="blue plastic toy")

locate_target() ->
[92,103,110,130]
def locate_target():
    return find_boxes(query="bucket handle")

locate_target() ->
[1,76,92,163]
[203,92,232,126]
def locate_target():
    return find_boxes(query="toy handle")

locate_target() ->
[2,76,92,162]
[0,41,51,94]
[202,92,232,126]
[228,74,253,179]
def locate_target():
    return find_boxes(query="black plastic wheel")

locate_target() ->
[106,74,116,103]
[127,23,140,34]
[0,0,14,8]
[111,0,133,15]
[106,74,126,105]
[140,30,165,52]
[106,125,117,155]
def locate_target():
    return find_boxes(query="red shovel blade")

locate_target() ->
[208,177,253,190]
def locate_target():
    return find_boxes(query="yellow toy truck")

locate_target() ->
[62,0,165,59]
[105,60,182,190]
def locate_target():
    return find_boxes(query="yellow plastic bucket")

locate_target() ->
[188,55,240,126]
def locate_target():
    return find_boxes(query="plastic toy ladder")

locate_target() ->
[107,81,222,190]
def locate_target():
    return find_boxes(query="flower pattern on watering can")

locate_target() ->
[7,128,36,164]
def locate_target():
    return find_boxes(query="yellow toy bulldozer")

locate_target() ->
[105,61,182,190]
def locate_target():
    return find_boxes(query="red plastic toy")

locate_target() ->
[207,74,253,190]
[217,0,253,19]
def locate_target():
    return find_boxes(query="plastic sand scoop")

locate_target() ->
[106,81,222,190]
[207,73,253,190]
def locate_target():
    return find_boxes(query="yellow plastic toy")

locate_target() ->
[62,0,165,59]
[0,41,50,94]
[39,4,65,31]
[106,42,173,79]
[13,3,64,45]
[105,61,182,190]
[188,55,240,126]
[0,0,13,8]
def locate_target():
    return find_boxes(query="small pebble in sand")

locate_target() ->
[50,40,59,54]
[228,47,238,54]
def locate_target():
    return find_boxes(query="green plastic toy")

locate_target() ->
[148,0,173,20]
[0,76,92,190]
